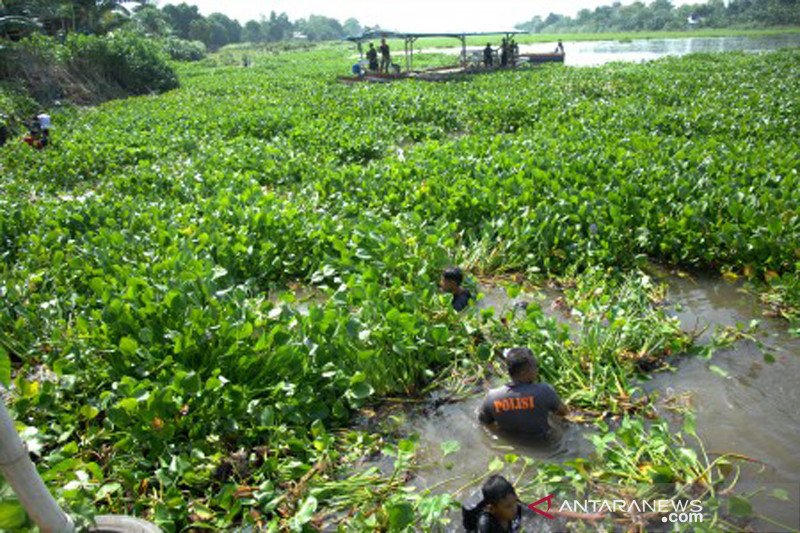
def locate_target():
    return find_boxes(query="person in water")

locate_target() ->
[462,475,522,532]
[440,267,472,311]
[478,347,567,439]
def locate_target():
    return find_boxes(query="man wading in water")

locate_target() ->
[478,347,568,439]
[440,267,473,311]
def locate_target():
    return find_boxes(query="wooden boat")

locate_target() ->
[336,72,408,83]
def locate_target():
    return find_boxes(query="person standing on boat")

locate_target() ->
[483,43,494,67]
[478,347,568,439]
[500,38,508,67]
[379,38,391,73]
[555,39,565,54]
[366,42,379,71]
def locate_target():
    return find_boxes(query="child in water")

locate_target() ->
[462,475,522,532]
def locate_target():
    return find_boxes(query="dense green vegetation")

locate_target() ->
[0,44,798,530]
[1,1,362,49]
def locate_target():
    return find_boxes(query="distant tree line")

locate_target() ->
[516,0,800,33]
[0,1,366,49]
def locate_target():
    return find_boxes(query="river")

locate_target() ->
[422,33,800,66]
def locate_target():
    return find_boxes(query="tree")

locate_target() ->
[342,17,362,37]
[187,17,211,44]
[261,11,292,42]
[647,0,675,30]
[132,5,171,36]
[296,14,343,41]
[242,19,262,42]
[208,12,241,44]
[162,2,202,40]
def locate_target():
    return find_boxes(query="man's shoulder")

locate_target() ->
[485,384,511,398]
[476,511,498,532]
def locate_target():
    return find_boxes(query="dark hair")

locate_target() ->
[482,475,517,505]
[443,267,464,285]
[505,347,537,378]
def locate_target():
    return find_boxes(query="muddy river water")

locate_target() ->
[386,273,800,531]
[272,271,800,530]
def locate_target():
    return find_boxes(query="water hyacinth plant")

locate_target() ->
[1,42,798,530]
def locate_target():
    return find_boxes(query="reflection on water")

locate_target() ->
[646,268,800,531]
[423,33,800,66]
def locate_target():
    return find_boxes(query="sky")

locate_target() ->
[159,0,697,32]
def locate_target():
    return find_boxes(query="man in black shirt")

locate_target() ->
[463,475,522,532]
[440,267,472,311]
[379,38,391,73]
[479,347,568,439]
[483,43,494,67]
[366,43,379,71]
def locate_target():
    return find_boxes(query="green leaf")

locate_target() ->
[119,336,139,357]
[95,482,122,500]
[682,411,696,436]
[771,488,789,501]
[387,501,414,530]
[0,500,27,529]
[0,345,10,387]
[728,495,752,517]
[398,438,417,453]
[117,398,139,412]
[430,324,449,344]
[236,322,254,340]
[440,440,461,457]
[348,381,373,400]
[709,364,729,378]
[80,405,100,420]
[291,495,317,528]
[488,457,504,472]
[677,447,697,463]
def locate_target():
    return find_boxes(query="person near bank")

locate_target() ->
[478,347,568,439]
[379,38,391,73]
[462,475,522,532]
[440,267,472,311]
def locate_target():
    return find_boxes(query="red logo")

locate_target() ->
[528,494,555,519]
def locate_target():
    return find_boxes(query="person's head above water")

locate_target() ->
[440,266,464,294]
[505,347,538,384]
[482,475,519,523]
